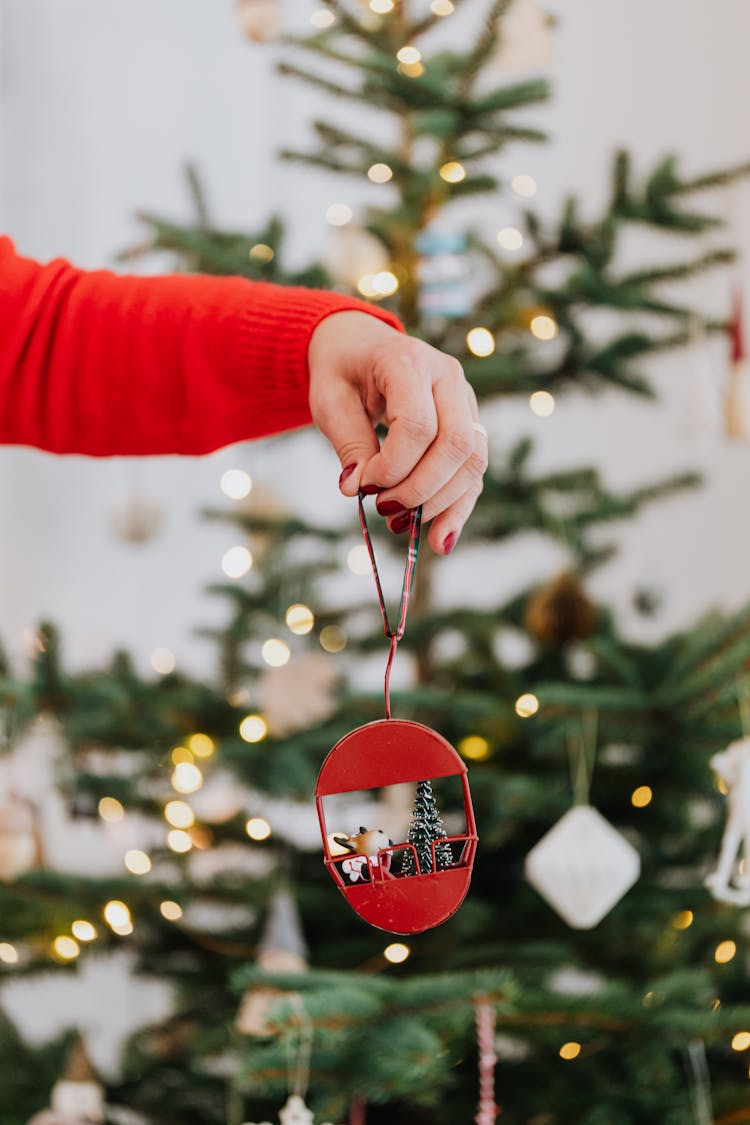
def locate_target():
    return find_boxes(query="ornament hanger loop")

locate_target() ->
[567,708,598,807]
[358,493,422,719]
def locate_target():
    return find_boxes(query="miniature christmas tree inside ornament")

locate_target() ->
[315,497,477,933]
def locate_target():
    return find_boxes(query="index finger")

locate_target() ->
[359,353,438,491]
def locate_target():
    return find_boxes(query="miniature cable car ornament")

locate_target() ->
[315,496,477,935]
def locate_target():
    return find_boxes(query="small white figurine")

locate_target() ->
[705,738,750,904]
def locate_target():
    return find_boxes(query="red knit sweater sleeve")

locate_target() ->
[0,236,404,456]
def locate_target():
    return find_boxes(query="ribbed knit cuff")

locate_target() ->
[234,280,404,439]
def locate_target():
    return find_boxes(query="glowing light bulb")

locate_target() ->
[310,8,336,28]
[458,735,490,761]
[167,829,193,853]
[396,45,421,64]
[98,796,124,823]
[262,638,291,667]
[187,733,215,759]
[124,850,152,876]
[165,800,195,829]
[239,714,268,743]
[370,0,394,11]
[431,0,454,13]
[104,901,131,929]
[171,762,204,794]
[222,545,253,578]
[715,940,737,964]
[559,1041,581,1060]
[286,604,314,635]
[357,274,379,298]
[368,162,393,183]
[320,625,347,653]
[246,816,272,841]
[0,943,18,964]
[529,391,555,417]
[53,936,80,960]
[150,647,176,675]
[249,243,274,263]
[171,746,193,766]
[71,921,97,942]
[160,900,183,921]
[326,203,353,226]
[515,692,539,718]
[220,469,252,499]
[732,1032,750,1051]
[672,910,693,930]
[347,544,371,575]
[512,174,538,197]
[631,786,652,809]
[466,327,495,357]
[497,227,524,251]
[530,314,558,340]
[372,271,399,296]
[384,942,410,964]
[439,161,466,184]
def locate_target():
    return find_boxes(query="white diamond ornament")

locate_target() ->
[524,804,640,929]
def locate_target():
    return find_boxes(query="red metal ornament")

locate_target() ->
[316,496,477,934]
[316,718,477,934]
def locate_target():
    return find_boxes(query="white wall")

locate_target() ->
[1,0,750,683]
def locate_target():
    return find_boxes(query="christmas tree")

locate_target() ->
[4,2,750,1124]
[401,779,453,875]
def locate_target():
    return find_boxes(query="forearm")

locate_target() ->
[0,237,402,456]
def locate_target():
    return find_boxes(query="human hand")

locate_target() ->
[308,311,487,555]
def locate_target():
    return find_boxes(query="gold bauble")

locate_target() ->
[524,571,597,647]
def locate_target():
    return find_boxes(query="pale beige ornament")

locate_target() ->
[0,793,40,882]
[236,886,308,1037]
[725,290,750,440]
[28,1037,105,1124]
[257,653,337,736]
[110,494,163,544]
[323,226,389,289]
[493,0,554,74]
[235,0,282,42]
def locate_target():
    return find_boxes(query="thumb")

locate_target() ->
[311,380,380,497]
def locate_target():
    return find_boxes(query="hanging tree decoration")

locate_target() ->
[474,998,499,1125]
[244,997,344,1125]
[27,1035,105,1125]
[235,0,283,43]
[0,790,41,884]
[524,571,598,648]
[236,885,308,1037]
[315,495,477,934]
[724,286,750,440]
[401,779,453,876]
[492,0,555,74]
[524,711,640,929]
[705,682,750,905]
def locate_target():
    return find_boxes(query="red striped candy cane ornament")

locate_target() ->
[475,999,498,1125]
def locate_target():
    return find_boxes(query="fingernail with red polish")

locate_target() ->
[377,499,404,516]
[339,463,357,488]
[360,483,382,496]
[391,512,411,533]
[442,531,458,555]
